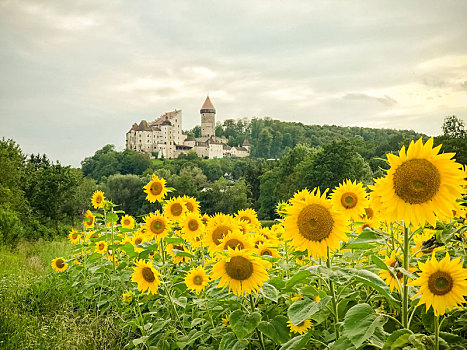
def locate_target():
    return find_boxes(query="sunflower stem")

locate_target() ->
[402,224,410,329]
[248,294,266,350]
[327,248,340,340]
[110,207,116,274]
[284,240,290,279]
[434,315,440,350]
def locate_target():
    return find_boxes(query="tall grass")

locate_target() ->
[0,239,130,350]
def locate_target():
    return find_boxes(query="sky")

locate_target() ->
[1,0,466,167]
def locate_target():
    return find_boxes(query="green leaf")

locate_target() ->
[280,332,312,350]
[329,337,356,350]
[173,250,193,258]
[382,329,413,350]
[344,229,386,249]
[269,277,286,290]
[230,310,261,341]
[343,303,387,348]
[284,270,312,290]
[219,333,248,350]
[287,296,331,325]
[258,315,291,344]
[371,255,390,272]
[345,268,399,307]
[165,237,185,245]
[260,283,279,302]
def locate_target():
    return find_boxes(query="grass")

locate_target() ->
[0,238,130,350]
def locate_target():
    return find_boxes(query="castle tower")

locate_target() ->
[200,96,216,138]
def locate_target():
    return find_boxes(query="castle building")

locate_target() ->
[125,97,250,159]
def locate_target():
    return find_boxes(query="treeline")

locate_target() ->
[0,139,96,244]
[189,118,428,159]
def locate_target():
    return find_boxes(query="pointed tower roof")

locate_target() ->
[200,96,216,113]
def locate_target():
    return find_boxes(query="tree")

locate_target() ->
[442,116,466,138]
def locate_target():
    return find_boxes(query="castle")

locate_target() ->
[125,97,250,159]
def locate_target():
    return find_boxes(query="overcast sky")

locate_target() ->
[1,1,466,167]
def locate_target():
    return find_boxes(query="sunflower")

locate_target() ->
[331,179,369,220]
[68,228,81,244]
[166,243,191,264]
[287,318,312,334]
[131,260,161,295]
[250,233,268,249]
[181,195,200,213]
[255,242,280,258]
[292,188,311,202]
[143,174,168,203]
[235,209,261,228]
[85,230,99,241]
[283,188,348,259]
[144,211,169,241]
[204,213,239,253]
[409,253,467,316]
[51,257,68,272]
[91,190,105,209]
[201,214,210,226]
[411,229,443,257]
[132,232,146,253]
[258,227,279,245]
[184,266,209,294]
[120,215,135,229]
[120,234,133,245]
[163,197,186,221]
[236,219,254,235]
[377,138,466,227]
[221,315,230,327]
[215,230,253,253]
[83,210,95,230]
[276,201,291,217]
[95,240,108,255]
[380,252,416,292]
[181,212,204,240]
[211,248,269,296]
[122,292,133,304]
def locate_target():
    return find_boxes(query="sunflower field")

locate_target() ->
[50,138,466,350]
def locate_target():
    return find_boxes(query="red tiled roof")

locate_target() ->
[201,96,215,111]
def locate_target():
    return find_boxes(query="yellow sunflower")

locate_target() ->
[221,315,230,327]
[122,291,133,304]
[85,230,99,241]
[330,179,369,220]
[255,242,280,258]
[51,257,68,272]
[204,213,239,253]
[143,174,168,203]
[181,195,200,213]
[201,214,210,226]
[411,229,443,257]
[91,190,105,209]
[184,266,209,294]
[292,188,311,202]
[258,227,279,245]
[380,252,404,292]
[83,210,95,230]
[163,197,186,221]
[235,208,261,228]
[95,240,108,255]
[132,231,146,253]
[287,318,312,334]
[68,228,81,244]
[409,253,467,316]
[250,233,268,249]
[120,234,133,245]
[181,212,204,240]
[377,137,466,227]
[211,248,269,296]
[120,215,135,229]
[215,229,253,253]
[144,211,169,241]
[130,260,161,295]
[283,188,348,259]
[236,219,254,235]
[166,243,191,264]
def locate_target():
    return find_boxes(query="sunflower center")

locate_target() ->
[123,219,130,225]
[142,267,156,283]
[173,245,183,251]
[341,192,358,209]
[185,202,194,212]
[193,275,203,285]
[170,203,183,217]
[240,216,251,223]
[254,240,264,248]
[393,159,441,204]
[99,243,105,250]
[297,321,305,327]
[212,225,230,245]
[135,238,142,245]
[72,234,78,239]
[96,196,102,204]
[224,239,244,250]
[151,220,165,234]
[364,207,374,219]
[428,271,453,296]
[261,249,272,256]
[225,256,254,281]
[188,219,199,231]
[56,259,65,268]
[150,182,162,195]
[297,204,334,242]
